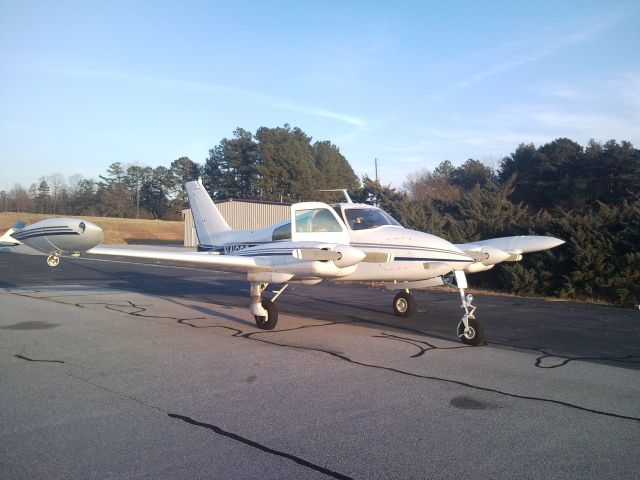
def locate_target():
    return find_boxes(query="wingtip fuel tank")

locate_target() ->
[9,218,103,265]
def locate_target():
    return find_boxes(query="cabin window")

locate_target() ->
[272,222,291,241]
[295,208,343,233]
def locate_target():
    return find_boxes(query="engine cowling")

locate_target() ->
[332,244,366,268]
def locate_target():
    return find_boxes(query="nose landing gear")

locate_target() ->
[456,287,485,346]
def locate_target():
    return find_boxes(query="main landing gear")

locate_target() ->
[392,289,416,317]
[250,283,288,330]
[46,254,60,267]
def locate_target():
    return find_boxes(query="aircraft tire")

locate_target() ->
[47,255,60,267]
[254,299,278,330]
[392,292,416,317]
[457,318,485,346]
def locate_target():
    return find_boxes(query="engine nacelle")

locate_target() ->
[274,260,357,279]
[332,244,366,268]
[465,263,496,274]
[477,246,511,266]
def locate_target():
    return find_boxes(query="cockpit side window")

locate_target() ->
[344,208,402,230]
[295,208,343,233]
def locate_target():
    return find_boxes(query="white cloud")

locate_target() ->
[427,14,625,101]
[39,67,368,128]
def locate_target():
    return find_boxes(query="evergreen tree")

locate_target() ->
[203,128,261,200]
[169,156,201,211]
[313,140,360,197]
[36,179,51,214]
[256,125,319,202]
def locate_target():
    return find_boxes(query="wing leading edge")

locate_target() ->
[87,246,272,273]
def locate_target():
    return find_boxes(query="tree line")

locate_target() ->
[2,129,637,305]
[1,125,358,219]
[366,138,639,306]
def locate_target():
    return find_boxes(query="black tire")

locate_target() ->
[456,317,485,346]
[254,299,278,330]
[392,292,416,317]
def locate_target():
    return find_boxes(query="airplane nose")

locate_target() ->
[82,221,104,248]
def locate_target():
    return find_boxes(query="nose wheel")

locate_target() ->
[457,317,485,346]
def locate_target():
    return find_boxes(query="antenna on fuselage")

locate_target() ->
[317,189,353,204]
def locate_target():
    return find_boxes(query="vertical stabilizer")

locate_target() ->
[185,179,232,247]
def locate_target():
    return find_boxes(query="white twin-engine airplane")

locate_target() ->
[4,179,564,345]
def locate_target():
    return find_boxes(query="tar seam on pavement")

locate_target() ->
[10,290,640,425]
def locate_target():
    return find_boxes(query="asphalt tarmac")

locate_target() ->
[1,249,639,479]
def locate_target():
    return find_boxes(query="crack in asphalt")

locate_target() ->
[9,291,640,427]
[533,350,640,369]
[168,413,354,480]
[14,354,65,364]
[6,295,352,480]
[11,345,353,480]
[240,329,640,424]
[372,333,467,357]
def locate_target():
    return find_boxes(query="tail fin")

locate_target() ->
[185,179,232,247]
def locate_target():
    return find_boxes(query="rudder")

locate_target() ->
[185,179,232,247]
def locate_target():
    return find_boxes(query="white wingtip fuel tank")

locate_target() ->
[457,235,565,273]
[10,218,103,266]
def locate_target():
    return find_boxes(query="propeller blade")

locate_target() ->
[293,249,341,261]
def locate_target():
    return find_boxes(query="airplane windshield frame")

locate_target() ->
[343,208,401,231]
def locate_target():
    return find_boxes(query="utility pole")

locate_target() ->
[375,158,379,183]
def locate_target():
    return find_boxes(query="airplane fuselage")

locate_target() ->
[195,202,473,285]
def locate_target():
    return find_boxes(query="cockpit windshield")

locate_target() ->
[343,207,402,230]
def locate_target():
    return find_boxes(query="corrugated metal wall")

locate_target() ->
[182,200,291,246]
[182,209,197,247]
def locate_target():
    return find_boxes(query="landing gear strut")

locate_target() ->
[392,289,416,317]
[446,271,485,346]
[250,283,288,330]
[456,288,485,346]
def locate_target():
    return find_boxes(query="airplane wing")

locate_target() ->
[87,246,273,273]
[455,235,564,273]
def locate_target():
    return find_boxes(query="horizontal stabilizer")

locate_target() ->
[0,221,26,246]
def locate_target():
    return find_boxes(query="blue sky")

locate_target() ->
[1,0,639,193]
